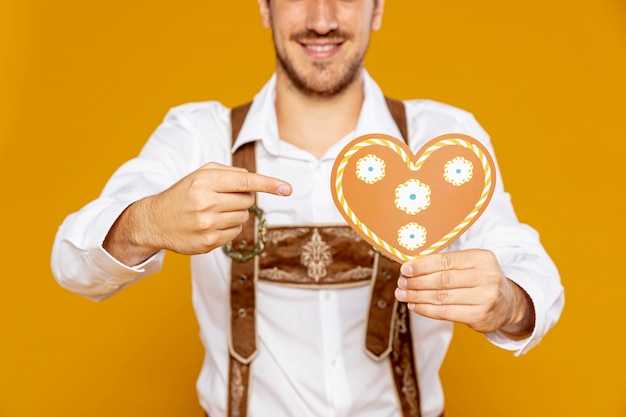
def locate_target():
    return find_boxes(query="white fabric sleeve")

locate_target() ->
[51,200,164,302]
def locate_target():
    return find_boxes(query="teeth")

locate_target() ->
[307,44,336,52]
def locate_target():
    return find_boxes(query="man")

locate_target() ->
[51,1,564,416]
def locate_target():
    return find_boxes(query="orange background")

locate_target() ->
[1,1,625,416]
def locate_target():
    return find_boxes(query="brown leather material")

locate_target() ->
[390,302,421,417]
[385,96,409,141]
[224,98,422,417]
[230,102,252,145]
[229,259,257,363]
[228,104,258,364]
[365,253,402,359]
[259,226,375,287]
[228,357,252,417]
[226,104,257,417]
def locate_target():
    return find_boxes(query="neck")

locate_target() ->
[274,71,364,159]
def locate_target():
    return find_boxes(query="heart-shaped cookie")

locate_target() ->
[331,133,496,263]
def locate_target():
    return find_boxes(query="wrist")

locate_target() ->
[103,199,159,266]
[499,280,536,340]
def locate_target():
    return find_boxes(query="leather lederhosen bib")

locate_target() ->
[223,98,421,417]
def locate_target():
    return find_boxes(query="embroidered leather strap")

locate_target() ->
[226,103,256,417]
[385,96,409,142]
[392,302,422,417]
[229,103,257,364]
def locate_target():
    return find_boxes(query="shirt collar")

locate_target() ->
[231,74,280,154]
[232,71,404,158]
[354,71,404,139]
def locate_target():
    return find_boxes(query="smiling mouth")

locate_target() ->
[305,44,341,52]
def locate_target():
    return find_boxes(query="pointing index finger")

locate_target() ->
[216,171,292,196]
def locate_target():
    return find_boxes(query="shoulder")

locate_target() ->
[403,99,476,125]
[158,100,233,152]
[401,99,491,147]
[139,101,234,173]
[162,100,231,134]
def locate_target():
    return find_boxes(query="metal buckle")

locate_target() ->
[222,204,267,263]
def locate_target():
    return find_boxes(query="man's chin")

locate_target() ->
[288,71,361,98]
[276,52,364,98]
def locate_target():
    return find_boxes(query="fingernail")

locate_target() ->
[276,184,290,196]
[395,288,406,299]
[400,264,413,276]
[397,277,407,288]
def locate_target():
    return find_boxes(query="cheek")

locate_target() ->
[270,3,306,31]
[272,17,301,44]
[339,10,373,41]
[337,3,375,29]
[352,25,372,51]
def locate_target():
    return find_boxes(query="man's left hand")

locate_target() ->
[394,249,535,338]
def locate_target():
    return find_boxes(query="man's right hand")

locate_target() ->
[103,162,292,266]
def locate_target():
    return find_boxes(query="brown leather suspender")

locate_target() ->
[225,98,421,417]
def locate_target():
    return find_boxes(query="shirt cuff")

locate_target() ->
[84,202,163,296]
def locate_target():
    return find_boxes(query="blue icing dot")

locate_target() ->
[410,194,416,200]
[456,169,462,174]
[368,167,374,172]
[410,234,415,239]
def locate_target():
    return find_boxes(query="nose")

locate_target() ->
[305,0,339,35]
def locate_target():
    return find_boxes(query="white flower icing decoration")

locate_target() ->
[397,223,427,251]
[356,154,386,184]
[444,157,473,186]
[394,179,431,215]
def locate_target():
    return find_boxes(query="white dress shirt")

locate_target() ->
[51,72,564,417]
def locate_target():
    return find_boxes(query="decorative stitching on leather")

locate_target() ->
[266,228,311,244]
[393,303,420,416]
[300,228,333,281]
[257,226,374,286]
[324,226,363,240]
[229,361,246,417]
[259,267,306,283]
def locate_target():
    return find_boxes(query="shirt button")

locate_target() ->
[324,292,332,301]
[331,360,338,368]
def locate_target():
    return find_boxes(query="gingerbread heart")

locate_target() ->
[330,133,496,263]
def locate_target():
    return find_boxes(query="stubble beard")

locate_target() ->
[274,30,367,98]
